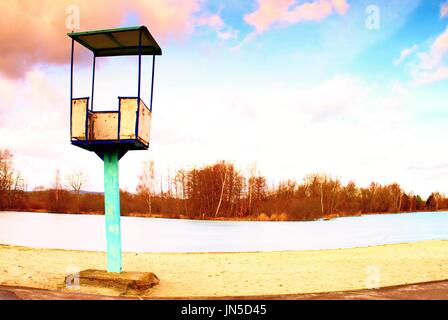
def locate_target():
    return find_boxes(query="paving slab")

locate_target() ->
[1,280,448,300]
[66,269,159,293]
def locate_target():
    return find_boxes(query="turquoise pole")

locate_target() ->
[103,148,122,272]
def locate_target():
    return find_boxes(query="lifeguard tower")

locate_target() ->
[68,26,162,273]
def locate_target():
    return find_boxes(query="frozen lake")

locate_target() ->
[0,211,447,253]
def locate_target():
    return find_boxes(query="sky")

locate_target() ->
[1,0,448,198]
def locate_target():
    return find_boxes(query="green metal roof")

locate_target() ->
[67,26,162,57]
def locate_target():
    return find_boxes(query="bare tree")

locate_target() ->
[137,160,156,216]
[408,191,414,212]
[9,171,25,208]
[0,149,25,209]
[159,174,164,198]
[52,169,63,203]
[66,170,88,212]
[174,168,188,215]
[304,173,326,216]
[166,167,173,198]
[215,161,228,217]
[0,149,14,208]
[328,177,341,215]
[246,162,257,215]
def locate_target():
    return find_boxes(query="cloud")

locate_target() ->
[0,0,123,78]
[413,66,448,85]
[244,0,349,35]
[135,0,202,39]
[442,2,448,18]
[1,63,444,197]
[412,25,448,84]
[196,13,239,40]
[0,69,92,189]
[231,0,349,51]
[0,0,223,78]
[172,74,447,196]
[408,162,448,171]
[418,26,448,70]
[394,45,418,65]
[397,5,448,85]
[287,74,370,122]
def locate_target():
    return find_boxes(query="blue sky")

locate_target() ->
[0,0,448,197]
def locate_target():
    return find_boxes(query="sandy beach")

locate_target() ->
[1,240,448,298]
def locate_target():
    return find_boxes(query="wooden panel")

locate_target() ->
[71,98,88,140]
[138,100,151,145]
[90,112,118,140]
[78,34,117,49]
[119,98,137,139]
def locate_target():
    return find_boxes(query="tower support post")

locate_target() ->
[103,148,122,272]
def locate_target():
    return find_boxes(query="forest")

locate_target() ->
[1,148,447,221]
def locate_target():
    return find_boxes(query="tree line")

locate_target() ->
[1,148,447,221]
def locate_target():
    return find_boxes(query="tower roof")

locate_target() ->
[67,26,162,57]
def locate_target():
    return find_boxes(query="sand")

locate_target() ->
[1,240,448,298]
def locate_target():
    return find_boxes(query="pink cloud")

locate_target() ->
[441,2,448,18]
[136,0,202,40]
[0,0,204,78]
[394,45,418,65]
[412,26,448,85]
[244,0,349,35]
[0,0,124,78]
[430,25,448,61]
[414,67,448,85]
[196,13,239,40]
[418,26,448,70]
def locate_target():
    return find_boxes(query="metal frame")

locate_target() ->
[69,38,74,141]
[71,97,150,145]
[69,28,156,153]
[150,55,155,112]
[84,98,89,142]
[135,29,142,140]
[72,138,147,161]
[91,55,96,111]
[117,96,122,141]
